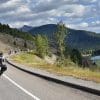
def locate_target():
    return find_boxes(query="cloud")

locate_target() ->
[67,22,88,29]
[0,0,100,33]
[0,0,10,4]
[29,0,78,13]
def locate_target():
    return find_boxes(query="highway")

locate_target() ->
[0,63,100,100]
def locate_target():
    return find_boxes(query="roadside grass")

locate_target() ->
[11,52,100,83]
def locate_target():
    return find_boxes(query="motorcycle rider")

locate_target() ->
[0,52,7,76]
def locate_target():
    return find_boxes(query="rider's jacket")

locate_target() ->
[0,56,5,66]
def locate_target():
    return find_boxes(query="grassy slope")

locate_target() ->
[0,32,34,51]
[11,52,100,83]
[0,40,12,52]
[0,33,14,52]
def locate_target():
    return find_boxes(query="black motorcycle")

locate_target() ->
[0,64,7,76]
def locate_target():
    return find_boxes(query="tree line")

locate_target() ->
[33,22,82,67]
[0,22,85,67]
[0,23,33,41]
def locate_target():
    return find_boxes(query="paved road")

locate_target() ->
[0,63,100,100]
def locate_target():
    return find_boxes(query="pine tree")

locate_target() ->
[55,21,67,66]
[70,49,82,66]
[34,34,49,58]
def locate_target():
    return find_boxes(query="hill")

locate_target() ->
[0,23,34,41]
[0,33,13,52]
[19,25,33,32]
[0,23,34,51]
[21,24,100,50]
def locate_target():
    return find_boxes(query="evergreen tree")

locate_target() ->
[0,23,33,41]
[34,34,49,58]
[70,49,82,66]
[55,21,67,66]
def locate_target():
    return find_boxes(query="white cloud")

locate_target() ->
[0,0,10,4]
[80,22,88,27]
[67,22,88,29]
[0,0,100,33]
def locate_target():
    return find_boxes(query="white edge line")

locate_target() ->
[3,74,40,100]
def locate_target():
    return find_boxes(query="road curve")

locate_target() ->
[0,63,100,100]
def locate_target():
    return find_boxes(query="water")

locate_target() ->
[91,56,100,66]
[91,56,100,61]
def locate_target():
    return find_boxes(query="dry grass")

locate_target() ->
[11,52,100,83]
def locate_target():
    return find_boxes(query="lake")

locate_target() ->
[91,56,100,66]
[91,56,100,61]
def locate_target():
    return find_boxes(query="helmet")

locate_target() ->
[0,52,3,57]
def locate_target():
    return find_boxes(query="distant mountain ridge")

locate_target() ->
[20,24,100,50]
[19,25,33,32]
[0,23,34,41]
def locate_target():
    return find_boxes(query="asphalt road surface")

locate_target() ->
[0,63,100,100]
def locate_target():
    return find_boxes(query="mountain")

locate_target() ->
[19,25,33,32]
[26,24,100,50]
[0,23,34,41]
[0,23,34,51]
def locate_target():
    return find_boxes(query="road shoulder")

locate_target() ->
[6,59,100,96]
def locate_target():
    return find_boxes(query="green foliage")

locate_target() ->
[55,22,68,66]
[28,24,100,50]
[70,49,82,66]
[0,23,33,41]
[34,34,50,58]
[64,46,71,58]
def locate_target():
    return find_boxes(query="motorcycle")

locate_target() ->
[0,64,7,76]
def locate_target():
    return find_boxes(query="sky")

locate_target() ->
[0,0,100,33]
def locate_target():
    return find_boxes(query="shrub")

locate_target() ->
[70,49,82,66]
[34,34,50,58]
